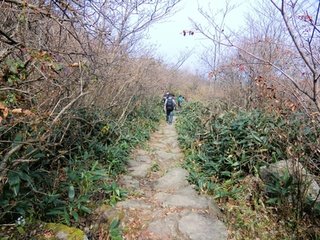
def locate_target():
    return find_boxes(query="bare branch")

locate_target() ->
[0,143,24,191]
[0,29,19,45]
[51,91,89,125]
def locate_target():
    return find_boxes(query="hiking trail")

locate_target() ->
[113,119,228,239]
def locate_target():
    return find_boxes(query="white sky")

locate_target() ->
[145,0,256,73]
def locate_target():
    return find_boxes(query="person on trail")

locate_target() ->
[164,94,176,124]
[162,92,170,103]
[177,95,184,109]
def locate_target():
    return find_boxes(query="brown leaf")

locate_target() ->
[12,108,23,114]
[23,110,34,116]
[69,62,80,67]
[3,107,9,118]
[0,102,6,109]
[12,108,34,116]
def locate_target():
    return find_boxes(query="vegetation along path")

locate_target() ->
[115,118,227,239]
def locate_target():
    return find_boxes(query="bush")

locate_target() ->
[176,101,320,238]
[0,100,162,227]
[177,103,319,182]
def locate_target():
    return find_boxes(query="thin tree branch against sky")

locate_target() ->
[144,0,256,74]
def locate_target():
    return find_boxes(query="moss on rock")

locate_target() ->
[38,223,88,240]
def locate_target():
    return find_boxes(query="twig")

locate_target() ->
[59,121,70,144]
[51,91,89,125]
[0,143,23,190]
[0,45,19,63]
[118,94,135,124]
[12,158,38,167]
[0,29,19,45]
[0,87,30,95]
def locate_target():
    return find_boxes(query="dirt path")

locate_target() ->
[116,119,228,240]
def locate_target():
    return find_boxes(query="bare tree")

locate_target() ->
[191,0,238,82]
[0,0,183,193]
[269,0,320,114]
[190,0,320,117]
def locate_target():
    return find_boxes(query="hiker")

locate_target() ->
[177,95,184,109]
[162,92,170,103]
[164,94,176,124]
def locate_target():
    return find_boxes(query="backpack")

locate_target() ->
[166,97,174,111]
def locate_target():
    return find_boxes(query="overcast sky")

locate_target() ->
[145,0,256,74]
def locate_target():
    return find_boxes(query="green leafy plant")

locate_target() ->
[151,162,160,172]
[109,219,123,240]
[103,182,127,206]
[265,171,296,206]
[0,100,161,231]
[176,101,320,239]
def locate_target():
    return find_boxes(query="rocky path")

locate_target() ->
[116,119,228,240]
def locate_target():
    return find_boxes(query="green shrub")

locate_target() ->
[177,103,319,184]
[0,100,162,227]
[176,101,320,238]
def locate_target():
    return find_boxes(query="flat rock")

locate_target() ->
[127,160,140,167]
[149,142,168,148]
[117,199,152,209]
[135,155,152,163]
[155,192,209,208]
[135,149,149,156]
[178,212,227,240]
[129,163,150,178]
[155,151,178,161]
[177,185,199,196]
[147,214,180,239]
[119,175,140,189]
[154,168,189,191]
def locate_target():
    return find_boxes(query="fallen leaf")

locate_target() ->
[12,108,23,114]
[0,102,6,109]
[69,62,80,67]
[11,108,34,116]
[23,110,34,116]
[3,107,9,118]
